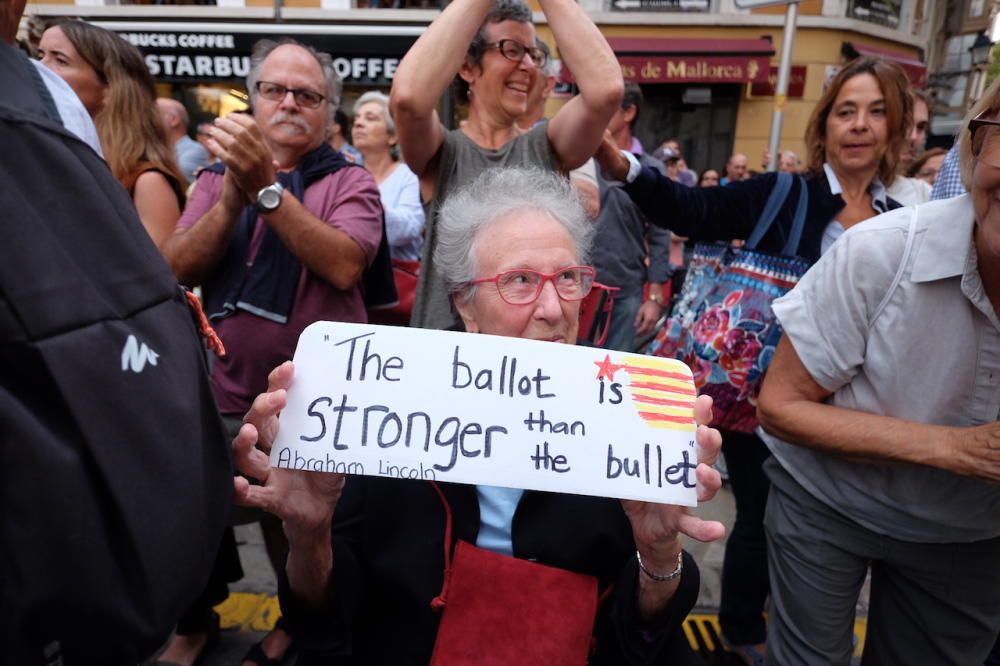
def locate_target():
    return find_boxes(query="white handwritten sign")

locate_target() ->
[272,322,699,506]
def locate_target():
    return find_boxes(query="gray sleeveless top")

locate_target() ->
[410,122,556,330]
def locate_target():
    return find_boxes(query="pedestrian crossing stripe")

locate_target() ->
[684,613,869,659]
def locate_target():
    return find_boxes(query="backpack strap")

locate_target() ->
[869,207,918,328]
[746,172,793,251]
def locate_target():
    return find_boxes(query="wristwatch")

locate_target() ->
[647,293,664,306]
[255,181,285,213]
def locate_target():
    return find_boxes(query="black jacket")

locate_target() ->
[280,478,700,665]
[625,165,898,264]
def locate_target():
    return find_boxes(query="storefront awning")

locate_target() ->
[842,42,927,89]
[562,37,774,85]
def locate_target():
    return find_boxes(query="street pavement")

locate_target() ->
[147,481,869,665]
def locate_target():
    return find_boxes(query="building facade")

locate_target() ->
[23,0,938,176]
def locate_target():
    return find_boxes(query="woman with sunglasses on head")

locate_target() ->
[38,20,185,247]
[751,74,1000,665]
[228,167,726,664]
[597,56,913,665]
[390,0,622,332]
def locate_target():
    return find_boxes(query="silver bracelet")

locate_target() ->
[636,549,683,582]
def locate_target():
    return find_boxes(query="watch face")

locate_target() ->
[258,186,281,211]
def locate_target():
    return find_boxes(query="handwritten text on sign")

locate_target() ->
[272,322,699,506]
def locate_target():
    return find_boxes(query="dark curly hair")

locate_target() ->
[454,0,533,102]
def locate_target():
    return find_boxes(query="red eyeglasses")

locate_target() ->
[469,266,596,305]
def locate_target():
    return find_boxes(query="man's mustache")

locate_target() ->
[270,112,310,132]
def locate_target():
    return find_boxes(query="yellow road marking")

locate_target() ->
[215,592,282,632]
[686,613,868,658]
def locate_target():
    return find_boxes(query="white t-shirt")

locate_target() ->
[885,175,932,207]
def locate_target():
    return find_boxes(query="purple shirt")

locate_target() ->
[179,167,383,414]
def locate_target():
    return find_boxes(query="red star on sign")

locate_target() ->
[594,354,626,382]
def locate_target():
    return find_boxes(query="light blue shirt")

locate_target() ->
[379,163,425,261]
[31,59,102,157]
[475,485,524,556]
[931,144,965,200]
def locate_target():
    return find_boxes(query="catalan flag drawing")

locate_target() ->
[620,355,697,433]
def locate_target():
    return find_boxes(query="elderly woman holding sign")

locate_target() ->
[231,167,724,664]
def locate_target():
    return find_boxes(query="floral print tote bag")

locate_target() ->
[647,173,809,433]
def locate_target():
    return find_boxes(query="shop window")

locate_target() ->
[846,0,902,28]
[942,33,975,74]
[634,83,740,177]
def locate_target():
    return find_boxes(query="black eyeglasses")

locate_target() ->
[484,40,548,69]
[469,266,595,305]
[255,81,326,109]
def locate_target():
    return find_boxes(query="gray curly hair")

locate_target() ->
[435,167,594,302]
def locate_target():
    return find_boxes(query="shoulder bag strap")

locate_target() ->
[780,176,810,256]
[869,207,918,328]
[745,172,793,251]
[429,481,454,611]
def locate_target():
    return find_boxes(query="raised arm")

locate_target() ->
[594,137,775,243]
[543,0,623,171]
[390,0,495,179]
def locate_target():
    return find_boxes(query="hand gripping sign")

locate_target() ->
[272,322,699,506]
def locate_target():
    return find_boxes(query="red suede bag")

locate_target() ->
[427,483,603,666]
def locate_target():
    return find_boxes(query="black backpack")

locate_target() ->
[0,44,232,665]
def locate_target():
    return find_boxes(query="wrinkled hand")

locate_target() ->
[634,300,664,337]
[205,113,278,197]
[594,130,630,181]
[232,361,346,536]
[949,421,1000,483]
[621,394,725,562]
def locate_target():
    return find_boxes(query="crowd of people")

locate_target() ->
[4,0,1000,663]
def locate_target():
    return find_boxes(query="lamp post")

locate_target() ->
[969,31,993,104]
[734,0,801,173]
[971,31,992,68]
